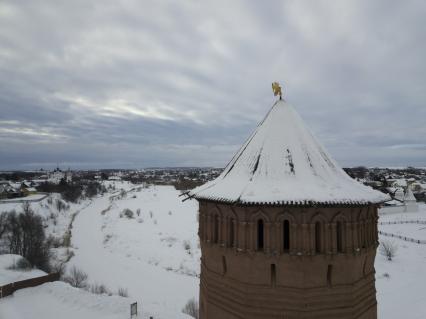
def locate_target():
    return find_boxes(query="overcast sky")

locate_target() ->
[0,0,425,170]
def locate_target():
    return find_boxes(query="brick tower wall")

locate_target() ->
[198,201,379,319]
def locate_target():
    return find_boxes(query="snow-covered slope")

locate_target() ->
[1,184,425,318]
[0,281,138,319]
[67,185,199,318]
[190,100,389,205]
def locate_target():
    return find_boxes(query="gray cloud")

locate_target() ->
[0,0,425,170]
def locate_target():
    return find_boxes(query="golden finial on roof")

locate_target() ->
[272,82,282,100]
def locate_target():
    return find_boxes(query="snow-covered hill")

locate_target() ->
[1,182,426,318]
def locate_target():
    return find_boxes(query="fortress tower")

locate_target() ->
[187,94,389,319]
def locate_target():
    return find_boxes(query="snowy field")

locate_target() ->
[1,183,426,318]
[376,205,426,319]
[0,281,132,319]
[0,254,46,286]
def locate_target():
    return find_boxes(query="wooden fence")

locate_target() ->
[0,273,60,298]
[378,230,426,244]
[378,220,426,244]
[379,220,426,225]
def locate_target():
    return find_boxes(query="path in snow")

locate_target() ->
[68,185,197,319]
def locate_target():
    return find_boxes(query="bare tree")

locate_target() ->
[380,240,398,261]
[117,287,129,297]
[0,213,8,240]
[2,207,50,271]
[89,283,111,295]
[182,298,199,319]
[19,205,50,271]
[63,266,88,288]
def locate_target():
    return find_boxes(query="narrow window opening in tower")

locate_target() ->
[214,215,219,244]
[363,257,368,277]
[222,256,227,275]
[257,219,264,251]
[229,218,235,247]
[315,222,322,253]
[327,264,333,287]
[271,264,276,287]
[283,220,290,252]
[361,222,366,249]
[336,221,343,253]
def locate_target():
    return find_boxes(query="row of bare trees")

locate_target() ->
[0,203,50,271]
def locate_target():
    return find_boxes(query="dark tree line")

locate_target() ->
[0,203,50,271]
[0,171,43,182]
[37,179,106,202]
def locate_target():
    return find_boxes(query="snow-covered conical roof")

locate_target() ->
[189,99,389,206]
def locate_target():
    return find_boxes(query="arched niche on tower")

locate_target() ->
[356,208,369,249]
[331,211,348,253]
[364,206,376,248]
[275,210,296,254]
[309,212,328,255]
[250,209,271,252]
[221,206,238,248]
[208,207,222,245]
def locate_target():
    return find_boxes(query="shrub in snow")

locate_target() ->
[64,248,75,262]
[8,257,32,270]
[153,219,157,225]
[103,234,112,244]
[183,240,191,252]
[55,199,67,212]
[63,266,88,288]
[63,231,72,247]
[47,235,63,248]
[168,211,172,215]
[149,211,153,218]
[85,182,103,198]
[89,283,111,295]
[380,240,398,261]
[120,209,134,219]
[51,262,66,277]
[17,257,32,270]
[182,298,199,319]
[117,287,129,297]
[100,205,112,215]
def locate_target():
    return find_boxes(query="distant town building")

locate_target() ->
[403,186,418,212]
[47,167,72,184]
